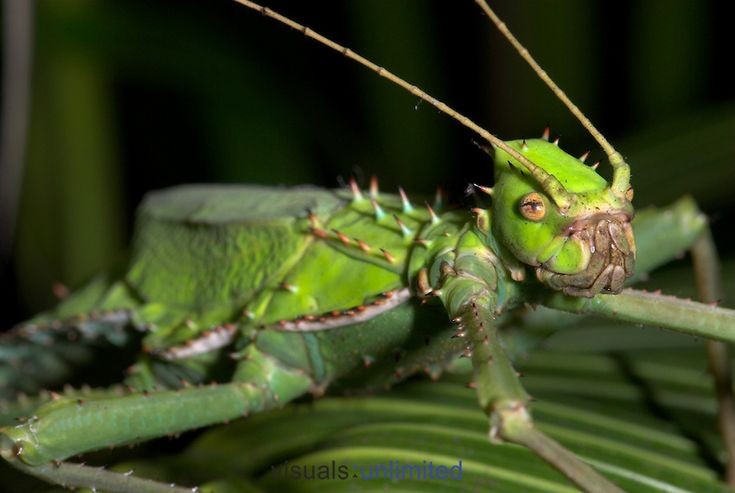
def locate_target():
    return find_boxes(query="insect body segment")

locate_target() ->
[134,184,441,364]
[0,184,475,465]
[492,139,635,297]
[254,187,428,329]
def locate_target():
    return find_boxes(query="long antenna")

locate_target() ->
[231,0,573,208]
[473,0,630,197]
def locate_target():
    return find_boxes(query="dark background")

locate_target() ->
[2,0,734,328]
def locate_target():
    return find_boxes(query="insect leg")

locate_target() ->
[542,283,735,343]
[629,196,708,281]
[539,195,735,344]
[517,197,711,333]
[691,227,735,484]
[0,344,312,477]
[461,299,624,493]
[541,196,735,481]
[1,456,193,493]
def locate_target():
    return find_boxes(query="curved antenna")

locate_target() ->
[474,0,631,197]
[231,0,574,209]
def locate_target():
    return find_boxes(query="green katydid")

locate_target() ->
[1,1,735,492]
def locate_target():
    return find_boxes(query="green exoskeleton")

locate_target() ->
[2,1,735,492]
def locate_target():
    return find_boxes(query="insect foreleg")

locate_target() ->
[513,197,711,334]
[435,226,624,492]
[629,197,708,281]
[541,196,735,483]
[542,284,735,343]
[538,196,735,344]
[459,299,624,493]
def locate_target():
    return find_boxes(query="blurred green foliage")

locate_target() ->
[3,0,734,323]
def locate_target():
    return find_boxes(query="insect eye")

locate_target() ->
[625,186,634,202]
[519,193,546,221]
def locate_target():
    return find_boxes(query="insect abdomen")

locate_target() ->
[127,184,344,309]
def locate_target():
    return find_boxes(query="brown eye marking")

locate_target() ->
[519,192,546,221]
[625,186,634,202]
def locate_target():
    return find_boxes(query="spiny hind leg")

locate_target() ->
[0,343,313,492]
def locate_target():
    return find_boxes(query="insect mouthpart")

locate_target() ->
[536,212,635,298]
